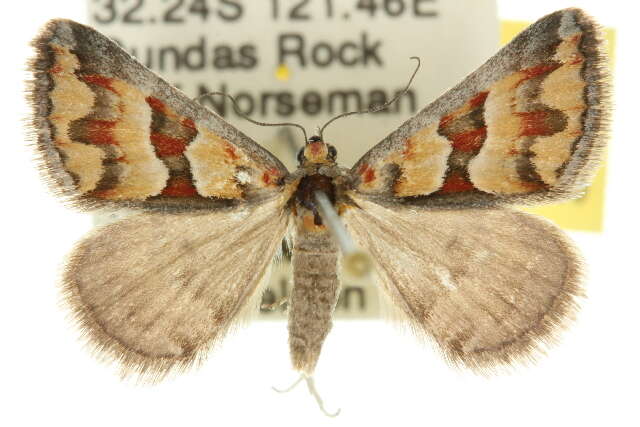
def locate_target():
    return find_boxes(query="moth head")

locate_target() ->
[298,136,337,165]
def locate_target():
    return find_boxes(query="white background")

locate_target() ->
[1,1,638,426]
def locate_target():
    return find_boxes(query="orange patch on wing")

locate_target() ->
[262,168,281,186]
[469,91,489,108]
[521,63,561,80]
[440,173,475,193]
[515,111,555,136]
[186,126,280,199]
[81,74,117,92]
[161,176,198,197]
[450,127,487,152]
[224,143,239,160]
[392,123,452,197]
[146,96,167,114]
[439,113,455,128]
[439,90,489,131]
[357,163,376,184]
[86,120,117,145]
[182,118,196,130]
[150,133,187,157]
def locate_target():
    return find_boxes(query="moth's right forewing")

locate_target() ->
[344,196,582,372]
[63,195,291,382]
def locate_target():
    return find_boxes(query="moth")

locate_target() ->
[29,8,609,416]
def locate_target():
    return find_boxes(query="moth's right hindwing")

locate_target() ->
[350,8,610,208]
[29,19,288,211]
[345,196,582,371]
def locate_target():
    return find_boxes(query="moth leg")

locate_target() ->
[304,375,341,417]
[272,375,341,417]
[272,375,304,393]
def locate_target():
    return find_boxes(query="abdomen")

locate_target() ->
[288,217,340,374]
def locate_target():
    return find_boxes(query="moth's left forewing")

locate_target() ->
[28,19,288,211]
[350,8,610,208]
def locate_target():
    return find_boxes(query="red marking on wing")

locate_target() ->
[516,111,554,136]
[161,176,198,197]
[357,163,376,184]
[49,64,63,74]
[521,180,547,191]
[439,114,455,128]
[439,91,488,130]
[86,120,117,145]
[262,168,281,186]
[450,127,487,152]
[224,143,239,160]
[90,189,117,199]
[440,173,475,193]
[522,63,561,80]
[469,91,489,108]
[150,133,187,157]
[145,96,167,114]
[81,74,117,92]
[402,140,415,159]
[181,118,196,130]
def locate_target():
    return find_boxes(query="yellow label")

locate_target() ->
[501,21,616,232]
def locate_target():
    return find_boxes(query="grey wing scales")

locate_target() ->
[345,195,582,371]
[63,195,290,382]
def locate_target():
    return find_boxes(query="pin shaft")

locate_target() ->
[314,191,356,255]
[314,191,372,277]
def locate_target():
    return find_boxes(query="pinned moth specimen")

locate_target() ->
[28,8,609,416]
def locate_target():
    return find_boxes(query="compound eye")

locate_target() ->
[327,145,337,160]
[297,147,306,163]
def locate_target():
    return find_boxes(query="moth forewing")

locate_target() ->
[28,18,288,212]
[349,8,610,209]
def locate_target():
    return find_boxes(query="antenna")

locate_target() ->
[195,91,308,143]
[318,57,421,139]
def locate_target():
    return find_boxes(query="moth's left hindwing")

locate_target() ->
[351,8,609,208]
[29,19,288,210]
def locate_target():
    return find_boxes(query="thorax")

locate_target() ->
[290,163,350,235]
